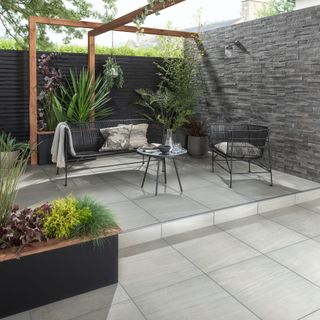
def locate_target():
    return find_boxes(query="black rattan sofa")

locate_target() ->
[208,124,273,188]
[57,119,162,186]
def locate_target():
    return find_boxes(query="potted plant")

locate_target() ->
[135,45,201,148]
[0,194,120,318]
[187,119,209,157]
[103,57,124,92]
[135,87,193,147]
[0,132,29,170]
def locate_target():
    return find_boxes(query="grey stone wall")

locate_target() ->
[196,6,320,181]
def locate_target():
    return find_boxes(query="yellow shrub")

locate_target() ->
[43,196,92,239]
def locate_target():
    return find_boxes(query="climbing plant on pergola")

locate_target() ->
[29,0,200,164]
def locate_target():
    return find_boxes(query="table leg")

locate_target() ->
[162,158,167,184]
[141,156,151,188]
[155,159,160,196]
[173,158,183,193]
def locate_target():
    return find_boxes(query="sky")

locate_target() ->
[0,0,242,46]
[90,0,242,46]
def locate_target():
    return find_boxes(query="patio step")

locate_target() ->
[119,187,320,248]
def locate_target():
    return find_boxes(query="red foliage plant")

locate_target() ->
[0,204,51,250]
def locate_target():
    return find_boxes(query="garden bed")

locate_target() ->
[0,228,120,319]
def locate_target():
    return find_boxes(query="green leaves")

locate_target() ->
[257,0,294,18]
[135,86,193,131]
[102,58,125,92]
[0,0,117,49]
[133,0,176,31]
[135,41,201,132]
[52,68,113,124]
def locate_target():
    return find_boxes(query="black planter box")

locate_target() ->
[38,132,54,165]
[0,234,118,319]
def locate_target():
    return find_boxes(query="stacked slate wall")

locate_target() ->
[196,6,320,181]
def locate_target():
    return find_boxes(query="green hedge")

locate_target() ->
[0,38,175,58]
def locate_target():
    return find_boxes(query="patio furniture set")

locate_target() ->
[56,120,273,194]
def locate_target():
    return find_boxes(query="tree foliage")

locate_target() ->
[0,0,117,49]
[257,0,294,18]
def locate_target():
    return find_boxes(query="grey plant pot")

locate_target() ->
[187,136,209,157]
[0,151,19,169]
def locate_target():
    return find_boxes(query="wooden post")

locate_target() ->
[88,33,96,121]
[29,17,37,165]
[88,33,95,80]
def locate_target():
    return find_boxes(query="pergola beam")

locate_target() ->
[89,0,186,37]
[116,25,197,39]
[30,16,197,39]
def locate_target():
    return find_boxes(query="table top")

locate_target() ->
[137,147,187,158]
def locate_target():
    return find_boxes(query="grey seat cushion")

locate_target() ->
[214,142,261,158]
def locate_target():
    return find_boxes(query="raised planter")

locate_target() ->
[0,229,120,319]
[37,131,54,165]
[187,136,209,157]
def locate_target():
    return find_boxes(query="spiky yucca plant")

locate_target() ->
[52,68,113,123]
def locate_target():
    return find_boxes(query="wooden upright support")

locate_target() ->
[88,33,95,80]
[29,17,37,165]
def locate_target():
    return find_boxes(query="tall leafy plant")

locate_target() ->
[135,87,193,131]
[135,36,200,131]
[52,68,113,123]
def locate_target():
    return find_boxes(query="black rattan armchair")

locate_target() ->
[208,124,273,188]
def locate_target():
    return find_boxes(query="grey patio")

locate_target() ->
[16,153,320,234]
[7,196,320,320]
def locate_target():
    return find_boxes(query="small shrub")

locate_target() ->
[0,195,117,250]
[42,196,92,238]
[188,119,208,137]
[72,196,117,239]
[0,205,48,249]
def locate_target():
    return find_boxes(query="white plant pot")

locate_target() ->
[111,68,119,78]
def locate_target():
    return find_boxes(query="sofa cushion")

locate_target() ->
[99,126,130,151]
[214,142,261,158]
[118,123,149,149]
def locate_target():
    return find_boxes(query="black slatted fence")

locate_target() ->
[0,50,162,140]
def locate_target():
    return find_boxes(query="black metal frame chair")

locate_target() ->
[208,124,273,188]
[57,119,163,186]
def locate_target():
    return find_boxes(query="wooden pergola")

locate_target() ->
[29,0,199,164]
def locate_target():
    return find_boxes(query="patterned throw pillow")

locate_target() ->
[118,123,149,149]
[99,126,130,151]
